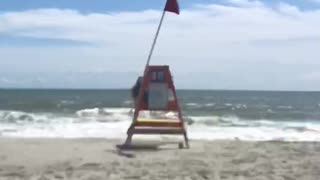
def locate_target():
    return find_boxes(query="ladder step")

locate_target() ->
[135,119,182,127]
[128,128,185,135]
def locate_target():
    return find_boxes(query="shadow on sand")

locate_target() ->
[114,141,186,158]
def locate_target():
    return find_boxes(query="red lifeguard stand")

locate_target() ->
[124,65,189,148]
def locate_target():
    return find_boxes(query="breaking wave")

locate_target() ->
[1,108,320,141]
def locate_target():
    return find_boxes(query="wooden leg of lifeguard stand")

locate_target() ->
[124,124,134,146]
[125,134,133,145]
[183,131,190,149]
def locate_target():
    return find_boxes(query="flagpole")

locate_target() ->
[129,10,166,127]
[144,10,166,71]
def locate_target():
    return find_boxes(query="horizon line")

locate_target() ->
[0,87,319,93]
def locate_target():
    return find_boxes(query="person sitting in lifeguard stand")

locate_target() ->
[131,76,142,104]
[131,76,148,107]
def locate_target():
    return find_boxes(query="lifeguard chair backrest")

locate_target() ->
[149,82,168,110]
[139,65,178,111]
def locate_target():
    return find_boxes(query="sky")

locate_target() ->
[0,0,320,90]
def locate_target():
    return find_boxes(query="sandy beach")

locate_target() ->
[0,138,319,180]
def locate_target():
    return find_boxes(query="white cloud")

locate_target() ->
[0,77,10,83]
[301,72,320,81]
[227,0,264,7]
[277,2,301,15]
[0,1,319,90]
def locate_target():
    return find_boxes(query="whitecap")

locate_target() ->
[277,105,293,109]
[1,109,320,142]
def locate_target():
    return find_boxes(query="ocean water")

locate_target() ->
[0,89,320,141]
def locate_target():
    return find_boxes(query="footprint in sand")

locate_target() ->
[3,172,26,179]
[0,155,7,161]
[1,166,26,179]
[34,170,68,180]
[79,163,102,170]
[53,174,64,179]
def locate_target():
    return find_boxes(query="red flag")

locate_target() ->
[164,0,180,15]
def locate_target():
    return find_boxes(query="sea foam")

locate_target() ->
[1,108,320,141]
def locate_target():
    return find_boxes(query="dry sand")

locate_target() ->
[0,138,320,180]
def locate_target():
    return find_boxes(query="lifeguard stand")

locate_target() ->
[124,65,189,148]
